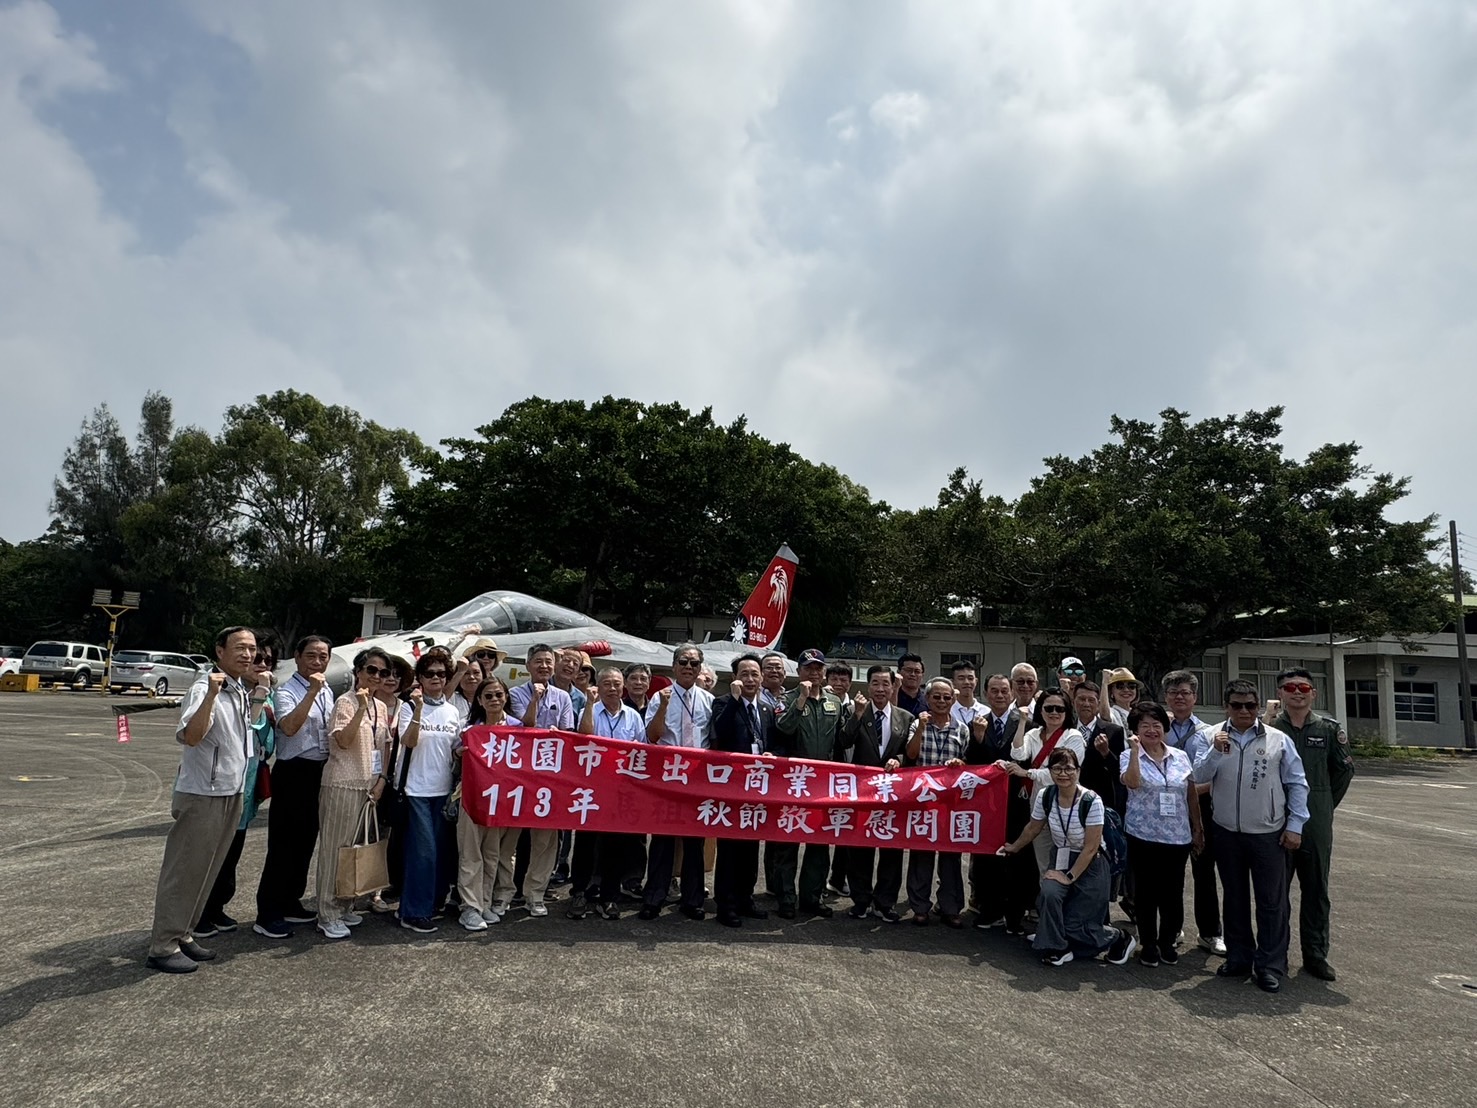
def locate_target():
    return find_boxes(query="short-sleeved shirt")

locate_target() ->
[646,684,714,747]
[1119,744,1195,844]
[397,698,462,797]
[509,682,576,730]
[950,700,989,731]
[326,692,391,788]
[272,672,335,762]
[591,701,645,741]
[916,720,968,766]
[1031,788,1106,850]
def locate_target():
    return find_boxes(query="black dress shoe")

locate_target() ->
[680,905,705,921]
[637,905,661,921]
[776,906,797,920]
[1304,958,1337,981]
[716,913,742,928]
[1216,962,1253,979]
[1254,970,1281,993]
[179,939,217,962]
[804,903,834,919]
[738,904,769,920]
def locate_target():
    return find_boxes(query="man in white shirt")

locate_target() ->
[509,643,576,915]
[567,668,646,921]
[639,644,714,920]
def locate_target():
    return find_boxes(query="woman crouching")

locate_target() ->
[997,747,1137,967]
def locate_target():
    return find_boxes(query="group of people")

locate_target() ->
[146,631,1354,996]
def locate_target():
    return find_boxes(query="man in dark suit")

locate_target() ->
[708,654,774,927]
[835,665,914,922]
[1074,681,1126,815]
[968,674,1030,929]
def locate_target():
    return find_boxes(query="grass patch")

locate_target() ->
[1349,734,1461,760]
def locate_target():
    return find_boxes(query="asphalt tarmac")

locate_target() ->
[1,694,1474,1108]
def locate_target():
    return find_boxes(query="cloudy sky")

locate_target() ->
[4,0,1474,553]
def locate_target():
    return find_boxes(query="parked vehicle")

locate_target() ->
[109,651,205,696]
[0,645,23,677]
[185,654,212,671]
[20,641,108,689]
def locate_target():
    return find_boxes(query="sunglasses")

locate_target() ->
[1279,682,1313,694]
[676,658,701,667]
[474,650,500,660]
[1227,700,1259,711]
[1042,704,1067,714]
[480,690,506,700]
[362,664,389,678]
[422,670,449,679]
[253,653,275,666]
[1060,667,1085,677]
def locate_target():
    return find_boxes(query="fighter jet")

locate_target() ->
[313,545,802,694]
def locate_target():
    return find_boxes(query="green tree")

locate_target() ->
[1013,407,1453,687]
[369,397,883,648]
[214,390,427,646]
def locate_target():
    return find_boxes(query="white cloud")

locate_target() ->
[1,0,1475,549]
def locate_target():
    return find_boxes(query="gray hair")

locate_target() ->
[1160,669,1199,695]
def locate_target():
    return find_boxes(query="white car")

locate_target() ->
[110,650,207,696]
[0,646,23,677]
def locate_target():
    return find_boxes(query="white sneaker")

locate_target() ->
[1025,932,1036,943]
[489,902,510,919]
[1199,933,1228,956]
[341,911,363,927]
[317,919,351,940]
[479,907,502,925]
[459,908,488,932]
[528,901,549,917]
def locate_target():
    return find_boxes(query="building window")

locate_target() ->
[1347,679,1440,722]
[939,652,981,674]
[1394,680,1438,723]
[1183,654,1225,708]
[1345,679,1379,720]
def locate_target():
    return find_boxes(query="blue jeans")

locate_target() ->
[401,795,451,921]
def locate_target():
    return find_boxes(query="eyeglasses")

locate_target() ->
[1042,704,1066,714]
[676,658,701,667]
[422,670,448,679]
[1049,765,1078,775]
[1279,682,1313,694]
[1165,688,1193,697]
[362,665,389,678]
[1060,667,1085,677]
[1227,700,1259,711]
[1013,678,1037,686]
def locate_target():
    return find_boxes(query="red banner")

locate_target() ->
[461,727,1008,854]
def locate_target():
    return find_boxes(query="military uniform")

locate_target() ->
[1273,711,1355,971]
[769,688,844,912]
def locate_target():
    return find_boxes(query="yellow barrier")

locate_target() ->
[0,674,41,692]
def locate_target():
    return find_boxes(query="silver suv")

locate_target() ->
[20,641,109,690]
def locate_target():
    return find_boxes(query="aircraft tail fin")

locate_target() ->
[729,544,799,651]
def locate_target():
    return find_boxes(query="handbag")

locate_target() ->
[254,761,272,803]
[442,784,462,824]
[335,799,391,898]
[376,729,411,827]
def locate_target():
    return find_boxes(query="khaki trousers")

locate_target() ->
[149,791,244,957]
[316,784,370,923]
[521,828,560,905]
[457,808,519,913]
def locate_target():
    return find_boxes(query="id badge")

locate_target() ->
[1159,791,1177,817]
[751,742,762,755]
[371,750,384,776]
[1055,847,1070,871]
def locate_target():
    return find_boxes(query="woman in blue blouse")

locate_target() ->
[1119,701,1204,966]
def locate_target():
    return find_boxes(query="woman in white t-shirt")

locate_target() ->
[449,660,484,725]
[998,748,1136,967]
[395,651,464,934]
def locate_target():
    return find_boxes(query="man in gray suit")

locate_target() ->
[836,665,915,922]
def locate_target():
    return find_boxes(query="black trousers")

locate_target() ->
[571,830,635,901]
[1191,796,1222,937]
[906,850,964,916]
[202,828,247,921]
[844,846,903,912]
[512,827,533,896]
[254,757,324,921]
[714,839,761,917]
[1214,827,1292,975]
[1127,835,1191,953]
[645,835,705,909]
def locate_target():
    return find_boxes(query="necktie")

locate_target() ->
[750,702,761,737]
[679,689,695,746]
[876,709,886,746]
[993,716,1004,741]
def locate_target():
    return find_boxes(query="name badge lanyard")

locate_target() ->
[1053,797,1078,872]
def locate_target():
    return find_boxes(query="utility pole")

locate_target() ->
[93,588,141,694]
[1451,522,1475,749]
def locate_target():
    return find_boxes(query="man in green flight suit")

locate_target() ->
[771,647,845,918]
[1265,667,1355,981]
